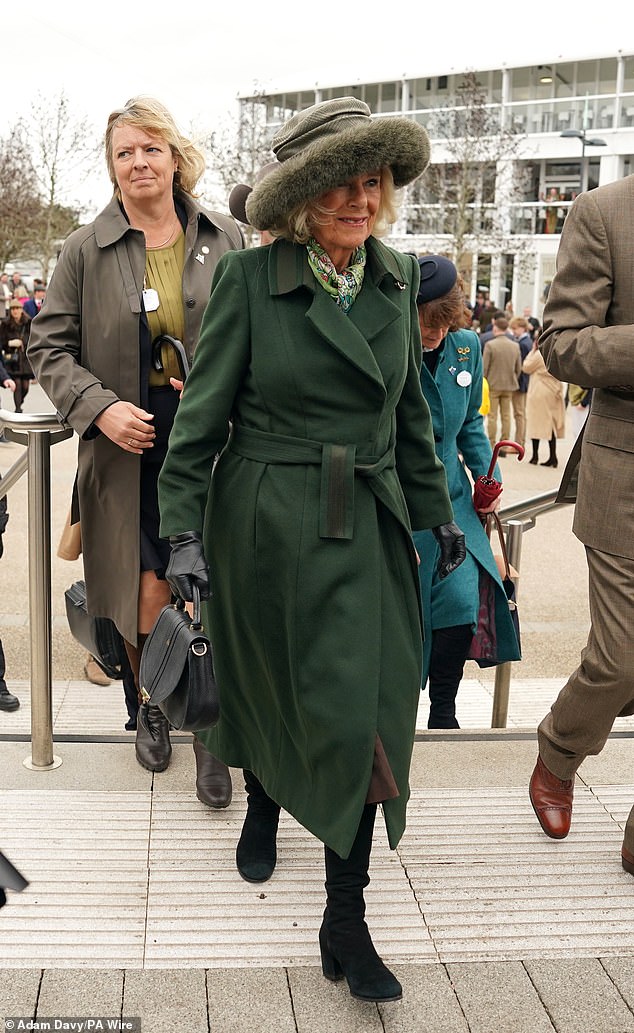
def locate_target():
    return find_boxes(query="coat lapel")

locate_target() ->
[269,238,407,390]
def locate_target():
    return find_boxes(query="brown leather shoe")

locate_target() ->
[529,755,574,839]
[193,738,232,808]
[622,846,634,876]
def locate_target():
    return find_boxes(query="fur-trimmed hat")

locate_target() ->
[246,97,430,231]
[416,255,458,305]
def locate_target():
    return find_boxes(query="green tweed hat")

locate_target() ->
[245,96,430,231]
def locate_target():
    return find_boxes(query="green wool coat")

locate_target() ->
[158,237,452,857]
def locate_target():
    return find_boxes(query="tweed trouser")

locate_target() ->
[537,546,634,851]
[487,390,513,447]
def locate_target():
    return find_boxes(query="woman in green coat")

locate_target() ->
[413,257,521,729]
[158,98,464,1004]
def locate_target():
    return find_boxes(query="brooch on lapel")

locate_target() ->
[456,370,472,387]
[457,346,471,362]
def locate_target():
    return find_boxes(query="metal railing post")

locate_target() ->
[491,519,525,728]
[0,409,71,770]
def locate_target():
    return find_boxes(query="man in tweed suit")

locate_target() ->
[528,174,634,876]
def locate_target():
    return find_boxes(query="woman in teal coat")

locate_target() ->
[158,99,465,1004]
[413,256,521,728]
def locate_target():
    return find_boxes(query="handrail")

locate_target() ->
[490,488,565,727]
[0,408,72,769]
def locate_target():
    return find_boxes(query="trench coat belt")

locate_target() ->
[229,425,396,540]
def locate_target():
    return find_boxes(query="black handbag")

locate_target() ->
[138,584,219,733]
[64,580,127,679]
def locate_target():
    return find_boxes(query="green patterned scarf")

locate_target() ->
[306,238,366,314]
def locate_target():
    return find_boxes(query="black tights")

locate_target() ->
[427,623,474,728]
[13,377,31,413]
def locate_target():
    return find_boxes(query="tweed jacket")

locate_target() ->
[482,333,522,392]
[540,174,634,557]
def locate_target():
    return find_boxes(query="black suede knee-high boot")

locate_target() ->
[236,770,281,882]
[319,804,402,1003]
[428,624,473,729]
[529,439,539,464]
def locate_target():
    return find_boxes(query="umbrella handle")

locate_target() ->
[487,440,525,478]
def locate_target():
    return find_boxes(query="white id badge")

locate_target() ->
[143,288,160,312]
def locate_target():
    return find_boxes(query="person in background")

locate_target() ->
[482,316,522,450]
[566,383,592,441]
[0,275,10,318]
[23,285,46,320]
[414,255,520,728]
[27,96,243,806]
[528,173,634,879]
[0,298,33,412]
[523,337,566,467]
[0,475,19,711]
[509,315,533,449]
[158,97,464,1004]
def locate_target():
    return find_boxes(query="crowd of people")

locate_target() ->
[1,90,627,1005]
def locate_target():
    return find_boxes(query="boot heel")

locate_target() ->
[319,925,344,981]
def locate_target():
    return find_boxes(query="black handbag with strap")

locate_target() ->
[64,580,127,680]
[138,584,220,733]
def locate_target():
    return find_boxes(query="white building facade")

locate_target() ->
[239,52,634,317]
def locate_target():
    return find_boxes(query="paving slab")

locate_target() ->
[288,965,384,1033]
[378,964,470,1033]
[207,967,296,1033]
[0,968,41,1023]
[446,960,556,1033]
[37,967,125,1017]
[525,958,634,1033]
[122,969,208,1033]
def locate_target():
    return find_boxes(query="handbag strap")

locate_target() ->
[486,512,512,580]
[173,583,203,628]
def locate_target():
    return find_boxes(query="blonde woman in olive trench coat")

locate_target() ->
[158,97,464,1005]
[27,97,243,801]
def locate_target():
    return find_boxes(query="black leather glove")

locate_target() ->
[432,521,467,580]
[165,531,210,601]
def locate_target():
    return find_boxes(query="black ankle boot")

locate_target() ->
[529,439,539,464]
[135,704,172,772]
[193,737,232,808]
[0,683,20,712]
[320,805,402,1003]
[236,770,280,882]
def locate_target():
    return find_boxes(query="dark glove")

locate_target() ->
[165,531,210,601]
[432,521,466,580]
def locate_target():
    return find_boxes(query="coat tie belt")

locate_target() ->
[229,424,395,540]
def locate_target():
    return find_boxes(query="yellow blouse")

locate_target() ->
[146,230,185,385]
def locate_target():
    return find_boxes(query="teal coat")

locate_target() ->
[158,237,452,857]
[413,329,521,685]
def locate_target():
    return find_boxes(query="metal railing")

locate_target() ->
[0,409,72,769]
[492,489,560,727]
[0,406,565,767]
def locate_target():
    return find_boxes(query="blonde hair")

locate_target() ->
[104,96,205,198]
[271,166,398,243]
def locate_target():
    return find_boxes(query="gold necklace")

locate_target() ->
[146,218,179,250]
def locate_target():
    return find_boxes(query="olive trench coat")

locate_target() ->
[159,237,453,857]
[414,329,521,685]
[27,192,243,644]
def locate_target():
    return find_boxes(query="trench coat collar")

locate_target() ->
[267,236,409,388]
[93,191,234,249]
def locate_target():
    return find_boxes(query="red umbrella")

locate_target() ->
[473,439,524,515]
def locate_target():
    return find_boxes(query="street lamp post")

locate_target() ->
[560,128,607,192]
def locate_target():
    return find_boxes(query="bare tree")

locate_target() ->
[408,71,533,280]
[202,93,273,245]
[0,128,43,272]
[29,90,97,277]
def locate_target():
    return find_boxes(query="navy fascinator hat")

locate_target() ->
[416,255,458,305]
